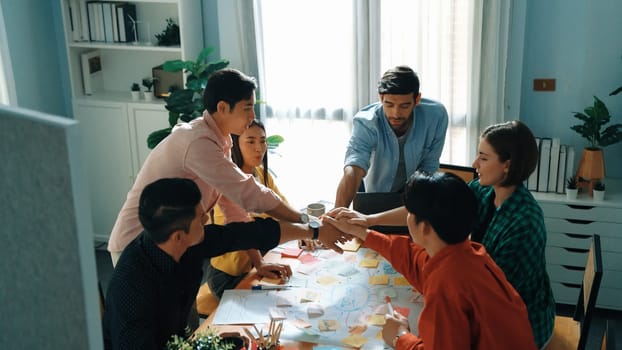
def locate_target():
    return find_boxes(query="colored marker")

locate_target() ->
[251,284,291,290]
[385,296,395,315]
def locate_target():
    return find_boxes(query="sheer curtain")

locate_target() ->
[249,0,510,204]
[0,2,16,105]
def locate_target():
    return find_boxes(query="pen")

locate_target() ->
[385,296,395,315]
[252,284,291,290]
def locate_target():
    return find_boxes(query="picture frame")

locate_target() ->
[81,50,103,95]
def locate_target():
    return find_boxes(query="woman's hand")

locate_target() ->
[327,207,370,227]
[322,215,369,241]
[254,262,292,281]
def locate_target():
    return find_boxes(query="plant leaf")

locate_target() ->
[147,127,172,149]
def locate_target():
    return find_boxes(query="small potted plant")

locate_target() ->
[593,180,605,201]
[166,327,244,350]
[142,77,157,101]
[130,82,140,101]
[566,176,578,200]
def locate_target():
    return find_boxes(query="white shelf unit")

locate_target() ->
[532,178,622,311]
[59,0,202,241]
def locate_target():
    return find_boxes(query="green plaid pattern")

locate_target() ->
[469,180,555,348]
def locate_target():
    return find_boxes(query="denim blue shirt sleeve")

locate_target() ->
[344,98,448,192]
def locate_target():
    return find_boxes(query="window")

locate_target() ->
[0,2,15,105]
[254,0,477,205]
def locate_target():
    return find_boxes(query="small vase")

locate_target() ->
[130,91,140,101]
[566,188,578,200]
[143,91,154,101]
[593,190,605,201]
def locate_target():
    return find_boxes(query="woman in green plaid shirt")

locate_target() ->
[469,120,555,348]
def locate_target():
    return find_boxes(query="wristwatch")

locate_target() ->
[300,212,310,224]
[393,330,409,347]
[309,220,320,240]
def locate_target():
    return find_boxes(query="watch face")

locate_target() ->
[309,220,320,228]
[300,213,310,224]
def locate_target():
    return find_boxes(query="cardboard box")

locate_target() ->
[152,65,183,98]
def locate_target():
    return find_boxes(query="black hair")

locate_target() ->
[231,120,269,185]
[378,65,420,95]
[403,172,477,244]
[138,178,201,244]
[481,120,539,186]
[203,68,257,114]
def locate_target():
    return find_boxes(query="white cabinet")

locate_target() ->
[59,0,202,241]
[533,179,622,311]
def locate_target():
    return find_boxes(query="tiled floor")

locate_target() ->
[95,247,621,349]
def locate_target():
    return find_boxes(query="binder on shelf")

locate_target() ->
[81,50,103,95]
[548,138,561,192]
[556,145,567,193]
[79,0,90,41]
[116,3,137,43]
[527,137,541,191]
[102,2,114,42]
[537,138,552,192]
[69,0,82,42]
[566,146,576,184]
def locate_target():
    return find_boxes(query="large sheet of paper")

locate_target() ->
[212,244,423,349]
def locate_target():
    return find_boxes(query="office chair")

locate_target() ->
[546,234,603,350]
[438,163,478,182]
[196,283,219,318]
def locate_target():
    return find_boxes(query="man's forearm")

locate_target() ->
[367,206,409,226]
[335,166,365,208]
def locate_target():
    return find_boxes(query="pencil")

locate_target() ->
[243,327,256,345]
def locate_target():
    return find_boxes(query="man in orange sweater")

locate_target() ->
[325,172,537,349]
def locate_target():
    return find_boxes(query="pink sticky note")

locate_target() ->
[299,253,319,264]
[395,306,410,318]
[281,247,302,258]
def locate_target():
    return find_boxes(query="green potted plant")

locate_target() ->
[571,96,622,190]
[165,327,243,350]
[565,176,578,200]
[142,77,157,101]
[147,47,229,149]
[593,180,605,201]
[130,82,140,101]
[156,17,180,46]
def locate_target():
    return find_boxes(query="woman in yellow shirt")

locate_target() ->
[204,120,292,298]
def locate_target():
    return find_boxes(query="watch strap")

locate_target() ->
[312,225,319,240]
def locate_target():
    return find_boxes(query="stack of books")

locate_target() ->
[526,137,575,193]
[67,0,137,43]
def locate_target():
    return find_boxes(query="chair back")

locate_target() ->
[439,163,478,183]
[574,234,603,350]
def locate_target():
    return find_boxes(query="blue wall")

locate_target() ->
[520,0,622,178]
[1,0,70,117]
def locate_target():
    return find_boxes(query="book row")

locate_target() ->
[527,137,575,193]
[68,0,138,43]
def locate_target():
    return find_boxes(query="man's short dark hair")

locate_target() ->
[203,68,257,114]
[481,120,539,186]
[403,172,476,244]
[138,178,202,243]
[378,65,420,95]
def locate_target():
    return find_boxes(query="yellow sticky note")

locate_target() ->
[260,277,282,285]
[360,258,380,268]
[317,275,339,285]
[339,239,361,252]
[368,314,386,326]
[393,276,411,286]
[369,275,390,285]
[318,319,339,331]
[348,324,367,334]
[342,334,368,348]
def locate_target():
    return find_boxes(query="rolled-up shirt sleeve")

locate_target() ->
[344,115,377,172]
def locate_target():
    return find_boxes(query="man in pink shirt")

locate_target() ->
[108,69,307,267]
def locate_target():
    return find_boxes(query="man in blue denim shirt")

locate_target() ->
[335,66,448,207]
